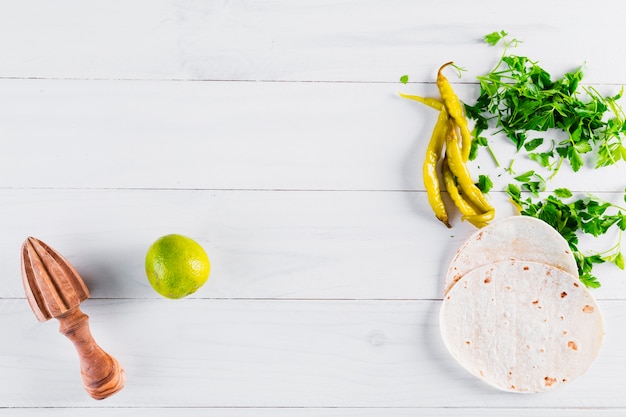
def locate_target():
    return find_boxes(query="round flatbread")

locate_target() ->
[445,216,577,295]
[440,260,604,393]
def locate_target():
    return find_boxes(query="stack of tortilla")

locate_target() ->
[439,216,605,393]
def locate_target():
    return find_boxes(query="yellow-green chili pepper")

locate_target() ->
[436,62,472,162]
[444,119,494,216]
[398,92,444,112]
[423,108,451,228]
[441,158,491,228]
[465,208,495,227]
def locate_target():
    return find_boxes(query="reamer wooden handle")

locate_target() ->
[57,307,125,400]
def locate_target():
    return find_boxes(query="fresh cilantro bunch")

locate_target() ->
[465,30,626,174]
[467,31,626,288]
[507,185,626,288]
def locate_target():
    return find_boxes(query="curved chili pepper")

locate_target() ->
[441,158,492,228]
[444,119,494,216]
[465,208,495,226]
[398,92,444,111]
[423,109,451,228]
[436,62,472,162]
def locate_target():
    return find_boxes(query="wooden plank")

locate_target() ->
[0,1,623,84]
[2,189,624,300]
[1,79,624,192]
[2,408,626,417]
[2,298,624,408]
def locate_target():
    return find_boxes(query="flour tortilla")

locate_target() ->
[445,216,578,295]
[440,260,604,393]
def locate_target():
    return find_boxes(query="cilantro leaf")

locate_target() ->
[514,170,534,183]
[554,188,573,198]
[615,252,625,270]
[484,30,507,46]
[568,146,584,172]
[476,174,493,193]
[524,138,544,152]
[469,136,488,161]
[528,151,553,168]
[580,272,602,289]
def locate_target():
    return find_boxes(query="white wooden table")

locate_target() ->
[2,1,625,415]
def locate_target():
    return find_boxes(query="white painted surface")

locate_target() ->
[1,1,625,415]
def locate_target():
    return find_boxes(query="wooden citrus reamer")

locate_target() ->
[20,236,125,400]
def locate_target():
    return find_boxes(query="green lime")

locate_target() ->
[145,234,211,299]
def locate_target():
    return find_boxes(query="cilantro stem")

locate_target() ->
[506,159,515,175]
[594,230,622,257]
[486,144,500,167]
[548,157,563,181]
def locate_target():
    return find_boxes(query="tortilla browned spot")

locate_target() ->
[444,216,577,295]
[439,260,604,393]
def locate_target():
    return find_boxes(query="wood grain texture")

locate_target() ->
[56,307,125,400]
[0,0,624,84]
[1,189,624,300]
[0,80,624,192]
[3,299,625,408]
[2,409,626,417]
[20,236,125,399]
[1,0,625,414]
